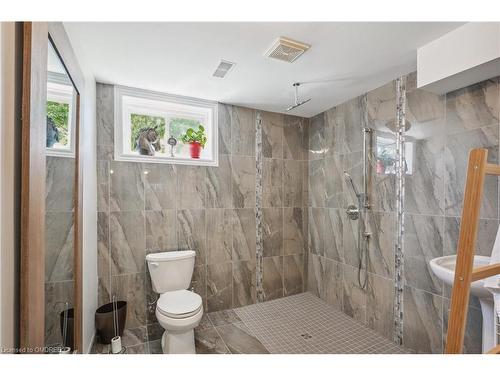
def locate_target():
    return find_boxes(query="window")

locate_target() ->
[375,135,413,175]
[114,86,218,166]
[46,56,77,157]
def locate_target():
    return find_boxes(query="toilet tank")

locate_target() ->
[146,250,195,293]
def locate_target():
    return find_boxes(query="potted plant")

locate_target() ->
[180,125,207,159]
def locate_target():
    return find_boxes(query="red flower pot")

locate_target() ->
[189,142,202,159]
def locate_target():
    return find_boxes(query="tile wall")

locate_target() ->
[45,156,75,346]
[307,73,500,353]
[95,83,308,346]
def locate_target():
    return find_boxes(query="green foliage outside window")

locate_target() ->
[47,101,69,146]
[130,114,202,155]
[130,114,166,151]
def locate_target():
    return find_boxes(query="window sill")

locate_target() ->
[114,152,219,167]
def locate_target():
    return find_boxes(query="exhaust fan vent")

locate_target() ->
[265,37,310,63]
[213,60,236,78]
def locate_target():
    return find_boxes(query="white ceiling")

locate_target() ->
[64,22,463,118]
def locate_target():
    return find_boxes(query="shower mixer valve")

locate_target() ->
[346,205,360,220]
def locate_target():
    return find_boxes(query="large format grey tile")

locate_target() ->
[232,208,256,261]
[207,263,232,312]
[109,162,144,212]
[44,281,73,346]
[262,256,283,301]
[366,211,395,278]
[206,209,232,264]
[111,273,146,329]
[231,106,255,157]
[444,125,498,218]
[283,254,304,296]
[145,210,177,252]
[342,264,366,323]
[215,322,269,354]
[366,273,394,340]
[46,156,75,212]
[405,214,444,295]
[110,211,146,275]
[308,113,325,160]
[45,212,74,282]
[231,156,256,208]
[262,208,283,258]
[261,111,283,159]
[143,164,177,210]
[205,155,232,208]
[283,160,303,207]
[262,158,283,208]
[402,286,443,353]
[195,327,230,354]
[177,209,206,265]
[283,208,305,255]
[283,115,307,160]
[96,83,114,146]
[232,260,256,308]
[446,79,499,134]
[177,166,206,209]
[217,103,232,155]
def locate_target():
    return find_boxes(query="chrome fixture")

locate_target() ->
[344,127,373,290]
[285,82,312,111]
[346,204,360,220]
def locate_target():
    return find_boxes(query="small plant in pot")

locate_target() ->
[181,125,207,159]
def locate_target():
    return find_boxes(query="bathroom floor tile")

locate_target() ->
[234,292,410,354]
[195,327,231,354]
[214,322,269,354]
[93,292,410,354]
[207,309,241,326]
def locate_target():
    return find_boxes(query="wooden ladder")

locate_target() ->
[446,148,500,354]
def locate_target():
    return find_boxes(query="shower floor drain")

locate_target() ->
[300,333,312,340]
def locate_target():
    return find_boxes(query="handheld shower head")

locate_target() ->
[343,171,361,199]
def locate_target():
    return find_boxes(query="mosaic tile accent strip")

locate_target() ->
[255,111,264,302]
[235,292,410,354]
[394,76,407,345]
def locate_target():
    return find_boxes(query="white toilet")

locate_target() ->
[146,250,203,354]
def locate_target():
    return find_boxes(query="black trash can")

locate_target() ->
[95,301,127,344]
[59,308,74,350]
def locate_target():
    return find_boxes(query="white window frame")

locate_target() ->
[114,85,218,166]
[46,71,77,158]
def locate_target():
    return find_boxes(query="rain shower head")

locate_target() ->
[343,171,361,199]
[385,118,411,132]
[285,82,311,112]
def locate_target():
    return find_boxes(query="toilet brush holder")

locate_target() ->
[111,336,122,354]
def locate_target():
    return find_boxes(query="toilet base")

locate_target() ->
[161,329,195,354]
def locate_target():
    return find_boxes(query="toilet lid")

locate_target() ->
[157,290,202,318]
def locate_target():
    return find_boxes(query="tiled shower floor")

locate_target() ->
[92,292,410,354]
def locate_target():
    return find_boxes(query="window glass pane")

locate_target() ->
[169,117,204,158]
[130,114,166,154]
[46,100,70,148]
[375,135,413,175]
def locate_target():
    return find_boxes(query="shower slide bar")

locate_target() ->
[446,148,500,354]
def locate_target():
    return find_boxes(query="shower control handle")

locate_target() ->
[346,205,360,220]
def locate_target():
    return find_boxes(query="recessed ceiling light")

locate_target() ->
[212,60,236,78]
[265,37,311,63]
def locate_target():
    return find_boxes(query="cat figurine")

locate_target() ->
[46,116,59,147]
[136,128,160,156]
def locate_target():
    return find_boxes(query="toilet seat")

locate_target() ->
[156,290,202,319]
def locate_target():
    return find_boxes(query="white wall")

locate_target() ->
[418,22,500,93]
[80,72,98,353]
[0,22,18,352]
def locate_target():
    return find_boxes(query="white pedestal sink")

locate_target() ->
[429,255,494,353]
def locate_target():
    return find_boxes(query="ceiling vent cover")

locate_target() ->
[265,37,310,63]
[213,60,236,78]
